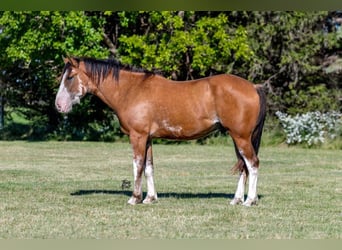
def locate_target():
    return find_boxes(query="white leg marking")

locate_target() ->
[243,157,258,206]
[132,158,139,182]
[127,157,143,205]
[230,172,245,205]
[143,162,158,204]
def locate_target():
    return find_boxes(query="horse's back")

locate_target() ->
[208,74,257,93]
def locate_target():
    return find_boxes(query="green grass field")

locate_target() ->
[0,141,341,239]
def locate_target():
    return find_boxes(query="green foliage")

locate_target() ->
[0,11,109,139]
[118,11,253,79]
[282,84,340,114]
[0,11,107,65]
[239,11,341,113]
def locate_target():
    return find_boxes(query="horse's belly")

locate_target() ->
[150,119,218,140]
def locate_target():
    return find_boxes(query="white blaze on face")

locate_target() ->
[55,70,73,113]
[55,70,86,113]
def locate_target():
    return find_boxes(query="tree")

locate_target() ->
[232,11,341,114]
[0,11,109,139]
[115,11,253,80]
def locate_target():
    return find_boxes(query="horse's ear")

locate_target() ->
[62,56,71,64]
[70,57,79,67]
[63,56,79,67]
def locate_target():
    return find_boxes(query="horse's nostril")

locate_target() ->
[55,102,62,112]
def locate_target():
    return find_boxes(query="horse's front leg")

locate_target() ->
[143,140,158,204]
[127,132,148,205]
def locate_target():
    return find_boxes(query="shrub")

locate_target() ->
[275,111,342,146]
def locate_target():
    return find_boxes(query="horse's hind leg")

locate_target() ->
[231,136,259,206]
[230,141,248,205]
[230,159,247,205]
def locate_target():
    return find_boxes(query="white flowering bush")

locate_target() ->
[275,111,342,146]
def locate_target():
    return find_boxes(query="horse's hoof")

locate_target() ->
[127,196,142,205]
[242,197,258,207]
[143,195,158,204]
[230,198,243,205]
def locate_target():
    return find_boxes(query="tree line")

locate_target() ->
[0,11,341,140]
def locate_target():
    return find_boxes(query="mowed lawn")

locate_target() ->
[0,141,341,239]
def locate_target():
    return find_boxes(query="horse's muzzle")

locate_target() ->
[55,98,72,113]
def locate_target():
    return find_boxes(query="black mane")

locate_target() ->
[71,57,161,85]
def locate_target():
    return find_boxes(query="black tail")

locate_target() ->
[231,84,267,174]
[252,85,267,155]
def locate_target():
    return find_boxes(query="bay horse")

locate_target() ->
[55,57,266,206]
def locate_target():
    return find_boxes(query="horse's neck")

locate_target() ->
[92,75,132,112]
[92,71,148,111]
[90,77,119,111]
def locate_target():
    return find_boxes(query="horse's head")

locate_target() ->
[55,57,89,113]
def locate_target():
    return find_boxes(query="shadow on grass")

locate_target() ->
[70,189,265,200]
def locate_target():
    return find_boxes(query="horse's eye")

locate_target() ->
[67,76,74,81]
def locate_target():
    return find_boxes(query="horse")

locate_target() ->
[55,56,266,206]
